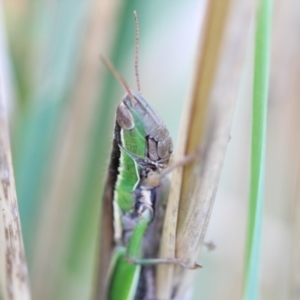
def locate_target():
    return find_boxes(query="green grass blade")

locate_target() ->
[28,2,125,299]
[13,0,90,262]
[244,0,272,299]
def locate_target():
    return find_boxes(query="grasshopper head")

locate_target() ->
[118,92,173,166]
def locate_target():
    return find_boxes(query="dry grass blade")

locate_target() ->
[156,0,232,297]
[0,59,31,300]
[157,0,256,298]
[175,1,257,298]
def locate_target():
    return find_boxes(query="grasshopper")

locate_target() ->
[99,12,199,300]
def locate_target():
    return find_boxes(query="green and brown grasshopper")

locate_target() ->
[98,12,200,300]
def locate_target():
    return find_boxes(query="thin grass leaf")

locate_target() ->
[243,0,272,299]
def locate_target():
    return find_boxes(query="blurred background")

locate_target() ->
[1,0,299,299]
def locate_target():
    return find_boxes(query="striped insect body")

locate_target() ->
[99,11,199,300]
[103,82,173,299]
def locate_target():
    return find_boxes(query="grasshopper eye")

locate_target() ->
[116,102,135,130]
[147,135,173,163]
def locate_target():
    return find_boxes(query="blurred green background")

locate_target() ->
[1,0,299,299]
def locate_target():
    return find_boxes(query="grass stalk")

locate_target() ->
[157,0,232,298]
[0,6,31,296]
[157,0,257,298]
[0,105,31,300]
[243,0,272,299]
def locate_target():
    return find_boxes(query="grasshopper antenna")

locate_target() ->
[133,11,141,93]
[101,55,134,101]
